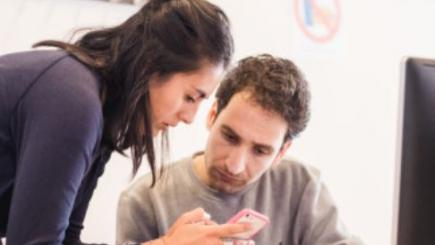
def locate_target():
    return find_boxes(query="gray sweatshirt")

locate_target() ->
[116,154,363,245]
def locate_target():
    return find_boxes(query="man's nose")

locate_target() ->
[225,148,247,175]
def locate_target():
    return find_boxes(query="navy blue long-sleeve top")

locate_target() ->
[0,50,111,244]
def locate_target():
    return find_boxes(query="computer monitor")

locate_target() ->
[393,57,435,245]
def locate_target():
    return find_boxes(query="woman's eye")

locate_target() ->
[184,95,196,103]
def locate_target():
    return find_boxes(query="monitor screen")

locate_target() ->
[393,57,435,245]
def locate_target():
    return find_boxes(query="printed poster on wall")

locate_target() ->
[292,0,346,59]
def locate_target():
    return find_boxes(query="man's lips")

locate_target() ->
[215,169,243,183]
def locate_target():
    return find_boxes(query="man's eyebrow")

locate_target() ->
[221,125,273,152]
[221,125,238,136]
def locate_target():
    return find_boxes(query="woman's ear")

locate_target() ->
[206,101,218,130]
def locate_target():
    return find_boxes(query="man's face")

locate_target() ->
[203,91,291,193]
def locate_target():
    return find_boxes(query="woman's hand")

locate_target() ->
[158,208,253,245]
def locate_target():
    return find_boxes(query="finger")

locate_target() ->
[204,219,218,226]
[175,207,211,226]
[234,239,254,245]
[223,240,234,245]
[208,223,252,237]
[225,239,255,245]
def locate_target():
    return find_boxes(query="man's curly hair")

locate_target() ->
[215,54,310,141]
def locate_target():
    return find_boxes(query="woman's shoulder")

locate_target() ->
[42,50,103,103]
[0,50,74,76]
[1,49,103,106]
[6,50,105,134]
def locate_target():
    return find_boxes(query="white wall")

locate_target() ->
[2,0,435,244]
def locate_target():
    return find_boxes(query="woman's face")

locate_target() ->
[148,62,224,136]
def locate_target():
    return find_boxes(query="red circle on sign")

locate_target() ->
[294,0,341,43]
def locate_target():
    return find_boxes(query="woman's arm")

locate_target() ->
[7,70,102,244]
[132,208,252,245]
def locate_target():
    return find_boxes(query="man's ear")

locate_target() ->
[206,101,218,130]
[272,140,292,166]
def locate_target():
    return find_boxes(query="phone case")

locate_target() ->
[227,208,270,239]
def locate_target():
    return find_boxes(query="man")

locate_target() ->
[117,54,362,245]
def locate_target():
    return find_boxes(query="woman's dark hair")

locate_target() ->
[216,54,310,142]
[33,0,233,186]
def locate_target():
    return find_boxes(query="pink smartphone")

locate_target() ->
[226,208,270,239]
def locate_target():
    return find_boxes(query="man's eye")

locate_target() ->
[224,133,238,143]
[184,95,196,103]
[253,147,267,155]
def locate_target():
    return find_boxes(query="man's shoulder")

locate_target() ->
[266,157,322,185]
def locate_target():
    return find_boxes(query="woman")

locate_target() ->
[0,0,251,244]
